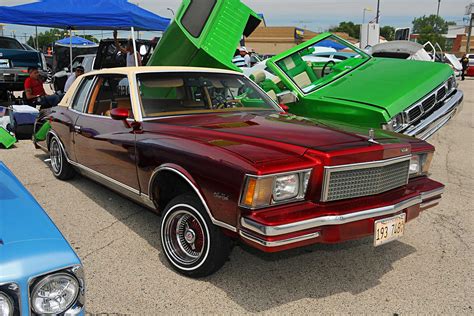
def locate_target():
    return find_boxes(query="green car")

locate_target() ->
[148,0,463,140]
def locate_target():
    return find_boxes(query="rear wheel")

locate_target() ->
[160,194,231,277]
[49,137,75,180]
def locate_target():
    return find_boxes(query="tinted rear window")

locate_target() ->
[181,0,217,38]
[0,38,24,50]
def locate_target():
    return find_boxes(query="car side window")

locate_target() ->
[71,76,95,112]
[181,0,217,38]
[86,74,133,118]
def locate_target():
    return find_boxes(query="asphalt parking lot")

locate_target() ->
[2,79,473,314]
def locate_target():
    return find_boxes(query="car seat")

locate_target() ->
[277,54,318,88]
[250,70,281,102]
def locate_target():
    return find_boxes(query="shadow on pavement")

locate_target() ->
[35,153,417,312]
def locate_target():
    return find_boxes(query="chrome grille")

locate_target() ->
[322,157,410,202]
[406,105,422,122]
[437,86,446,101]
[422,94,436,112]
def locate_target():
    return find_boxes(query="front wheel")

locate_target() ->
[160,194,231,277]
[49,136,75,180]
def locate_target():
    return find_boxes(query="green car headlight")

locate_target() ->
[240,170,312,209]
[31,273,80,314]
[382,113,404,131]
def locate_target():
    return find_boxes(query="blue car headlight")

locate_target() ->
[0,292,13,316]
[31,273,80,314]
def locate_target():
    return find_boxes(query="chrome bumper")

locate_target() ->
[405,90,463,140]
[240,187,444,247]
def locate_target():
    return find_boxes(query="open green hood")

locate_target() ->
[147,0,261,71]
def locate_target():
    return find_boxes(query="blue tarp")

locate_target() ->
[56,36,97,46]
[314,39,347,50]
[0,0,170,31]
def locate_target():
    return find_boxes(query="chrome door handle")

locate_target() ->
[74,125,81,132]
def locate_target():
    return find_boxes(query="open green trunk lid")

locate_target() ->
[0,127,16,149]
[147,0,261,71]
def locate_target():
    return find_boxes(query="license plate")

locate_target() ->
[374,213,406,246]
[0,59,10,68]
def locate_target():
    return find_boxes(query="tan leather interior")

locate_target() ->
[252,70,266,83]
[87,78,103,114]
[294,72,311,88]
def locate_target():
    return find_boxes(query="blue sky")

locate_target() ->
[1,0,472,42]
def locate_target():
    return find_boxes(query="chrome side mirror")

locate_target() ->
[277,90,299,105]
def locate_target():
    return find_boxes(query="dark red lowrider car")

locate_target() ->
[34,66,444,277]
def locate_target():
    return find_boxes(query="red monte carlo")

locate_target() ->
[34,67,444,277]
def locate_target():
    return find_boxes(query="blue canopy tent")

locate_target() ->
[55,36,98,47]
[0,0,171,68]
[314,39,347,51]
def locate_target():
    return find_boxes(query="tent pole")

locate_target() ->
[131,26,139,67]
[69,28,73,72]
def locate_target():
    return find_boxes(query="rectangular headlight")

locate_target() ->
[382,113,404,132]
[409,152,433,178]
[240,169,312,209]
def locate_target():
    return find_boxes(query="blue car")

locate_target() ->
[0,162,85,315]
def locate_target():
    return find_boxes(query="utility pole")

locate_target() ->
[467,3,473,53]
[436,0,441,18]
[376,0,380,23]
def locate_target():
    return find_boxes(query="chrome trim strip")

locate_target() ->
[239,230,320,247]
[321,155,411,202]
[405,90,463,140]
[420,198,441,209]
[420,187,445,200]
[241,195,423,237]
[148,166,237,232]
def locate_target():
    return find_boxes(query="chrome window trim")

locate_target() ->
[321,155,411,202]
[238,169,313,210]
[148,166,237,232]
[240,186,444,237]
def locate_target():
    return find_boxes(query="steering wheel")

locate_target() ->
[321,60,336,78]
[213,97,243,109]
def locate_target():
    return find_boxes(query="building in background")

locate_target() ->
[245,25,356,56]
[448,26,474,55]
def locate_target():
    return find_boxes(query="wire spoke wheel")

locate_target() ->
[163,209,206,266]
[50,139,62,174]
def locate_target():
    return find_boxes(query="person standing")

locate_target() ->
[24,67,60,109]
[113,30,142,67]
[64,66,85,93]
[460,54,469,81]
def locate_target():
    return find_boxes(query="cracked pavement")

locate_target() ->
[1,79,472,314]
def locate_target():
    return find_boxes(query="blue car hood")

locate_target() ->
[0,162,80,280]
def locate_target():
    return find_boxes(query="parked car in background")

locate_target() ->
[34,66,445,277]
[369,41,463,77]
[53,38,157,92]
[0,36,48,100]
[0,162,85,314]
[466,53,474,77]
[148,0,463,141]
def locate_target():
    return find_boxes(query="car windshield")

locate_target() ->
[274,35,370,94]
[137,72,279,118]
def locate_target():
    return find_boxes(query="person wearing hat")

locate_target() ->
[232,47,251,68]
[64,65,85,93]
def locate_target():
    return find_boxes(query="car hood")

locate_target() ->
[314,57,453,117]
[145,112,410,164]
[0,163,67,245]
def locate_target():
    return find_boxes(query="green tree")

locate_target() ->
[380,26,395,41]
[27,28,98,51]
[329,22,360,40]
[412,15,449,49]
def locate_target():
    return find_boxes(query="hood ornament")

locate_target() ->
[368,128,379,144]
